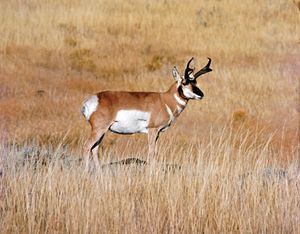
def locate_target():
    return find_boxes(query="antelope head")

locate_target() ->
[172,57,212,100]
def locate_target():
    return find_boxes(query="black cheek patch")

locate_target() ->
[178,86,188,100]
[192,86,204,98]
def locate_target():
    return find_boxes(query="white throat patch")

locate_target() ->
[174,94,187,106]
[177,105,184,114]
[165,104,175,122]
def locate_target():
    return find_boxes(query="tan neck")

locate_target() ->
[162,83,188,117]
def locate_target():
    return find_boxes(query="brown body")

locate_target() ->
[82,58,212,170]
[91,83,185,129]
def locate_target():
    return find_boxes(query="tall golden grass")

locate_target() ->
[1,127,299,233]
[0,0,299,233]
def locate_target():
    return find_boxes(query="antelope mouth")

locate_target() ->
[195,95,203,100]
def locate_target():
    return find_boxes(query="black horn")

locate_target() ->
[194,58,212,79]
[184,57,194,80]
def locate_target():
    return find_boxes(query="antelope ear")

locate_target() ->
[172,66,181,82]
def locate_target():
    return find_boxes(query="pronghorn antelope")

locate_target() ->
[81,57,212,170]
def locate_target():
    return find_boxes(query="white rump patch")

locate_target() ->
[110,110,151,134]
[81,95,98,120]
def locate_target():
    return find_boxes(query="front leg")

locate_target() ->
[147,128,161,159]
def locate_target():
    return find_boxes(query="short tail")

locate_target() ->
[81,95,99,121]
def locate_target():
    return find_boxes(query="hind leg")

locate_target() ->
[83,128,109,171]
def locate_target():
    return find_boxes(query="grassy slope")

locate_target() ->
[0,0,299,233]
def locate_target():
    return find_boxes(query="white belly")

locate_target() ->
[109,110,151,134]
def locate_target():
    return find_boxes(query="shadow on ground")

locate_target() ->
[101,157,182,172]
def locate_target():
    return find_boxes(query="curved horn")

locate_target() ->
[194,57,212,79]
[184,57,194,80]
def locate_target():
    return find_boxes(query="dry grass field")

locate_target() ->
[0,0,299,233]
